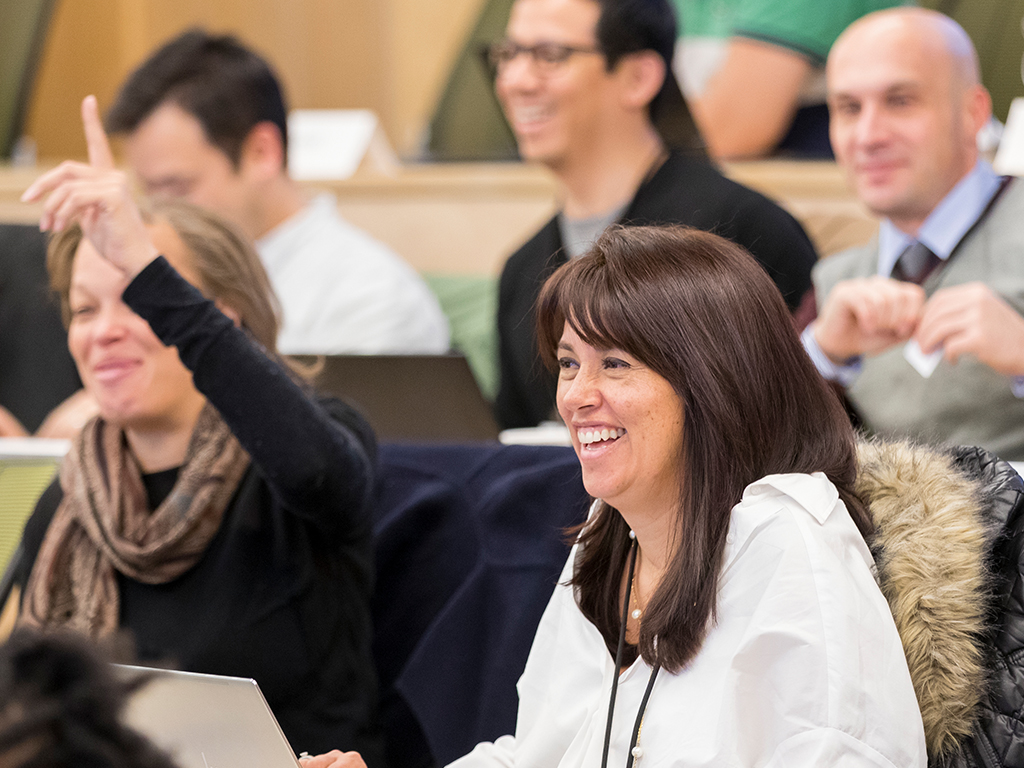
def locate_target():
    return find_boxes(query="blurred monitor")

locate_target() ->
[300,354,500,443]
[0,437,68,574]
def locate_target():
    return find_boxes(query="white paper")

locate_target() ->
[903,339,943,378]
[287,109,379,180]
[994,97,1024,176]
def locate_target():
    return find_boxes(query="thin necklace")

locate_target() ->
[600,533,661,768]
[630,548,643,621]
[626,666,660,767]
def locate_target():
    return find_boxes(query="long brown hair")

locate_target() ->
[536,225,869,673]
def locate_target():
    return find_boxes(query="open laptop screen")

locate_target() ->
[117,665,301,768]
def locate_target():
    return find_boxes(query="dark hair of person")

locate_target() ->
[536,224,871,673]
[0,629,180,768]
[591,0,703,153]
[106,29,288,167]
[594,0,675,73]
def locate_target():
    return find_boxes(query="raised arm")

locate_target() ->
[124,257,375,534]
[22,96,375,537]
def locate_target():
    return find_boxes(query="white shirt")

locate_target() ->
[257,194,450,354]
[449,473,926,768]
[874,161,1003,279]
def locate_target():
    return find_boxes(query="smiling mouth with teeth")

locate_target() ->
[577,428,626,445]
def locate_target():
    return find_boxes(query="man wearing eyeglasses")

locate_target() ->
[491,0,820,430]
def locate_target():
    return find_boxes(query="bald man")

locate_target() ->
[804,8,1024,459]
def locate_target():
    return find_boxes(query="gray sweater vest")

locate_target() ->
[813,179,1024,460]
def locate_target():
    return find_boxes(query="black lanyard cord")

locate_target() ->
[600,538,661,768]
[600,539,638,768]
[625,664,660,768]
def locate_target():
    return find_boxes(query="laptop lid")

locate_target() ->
[303,354,500,443]
[116,665,301,768]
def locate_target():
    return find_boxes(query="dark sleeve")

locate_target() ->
[495,250,539,430]
[14,478,63,589]
[723,193,818,310]
[121,257,376,540]
[494,225,562,430]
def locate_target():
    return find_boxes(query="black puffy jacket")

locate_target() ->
[856,441,1024,768]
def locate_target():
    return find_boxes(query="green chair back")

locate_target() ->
[424,273,499,401]
[426,0,518,161]
[0,449,64,576]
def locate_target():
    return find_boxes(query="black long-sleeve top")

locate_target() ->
[17,256,382,763]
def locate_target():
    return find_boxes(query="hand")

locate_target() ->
[915,282,1024,376]
[298,751,367,768]
[0,405,28,438]
[34,389,100,439]
[21,95,157,278]
[814,276,926,363]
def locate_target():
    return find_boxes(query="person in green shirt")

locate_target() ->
[672,0,903,158]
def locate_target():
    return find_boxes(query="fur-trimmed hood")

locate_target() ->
[856,440,1024,767]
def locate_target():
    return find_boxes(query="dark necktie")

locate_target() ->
[891,240,941,285]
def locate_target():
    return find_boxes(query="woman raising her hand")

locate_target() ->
[15,96,381,763]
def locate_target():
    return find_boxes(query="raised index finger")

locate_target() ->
[81,95,115,170]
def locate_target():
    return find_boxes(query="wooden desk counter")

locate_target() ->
[317,162,559,275]
[0,160,876,275]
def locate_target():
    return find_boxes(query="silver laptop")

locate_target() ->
[116,665,301,768]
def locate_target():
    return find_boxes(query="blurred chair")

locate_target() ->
[372,443,589,768]
[0,225,82,432]
[423,274,499,400]
[922,0,1024,123]
[0,438,68,639]
[425,0,518,161]
[0,439,66,574]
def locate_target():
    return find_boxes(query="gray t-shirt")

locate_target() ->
[557,203,629,259]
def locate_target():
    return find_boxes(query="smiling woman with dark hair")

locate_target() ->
[306,225,927,768]
[465,224,926,766]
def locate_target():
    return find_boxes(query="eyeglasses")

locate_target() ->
[481,40,603,77]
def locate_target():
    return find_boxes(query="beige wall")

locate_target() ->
[25,0,485,160]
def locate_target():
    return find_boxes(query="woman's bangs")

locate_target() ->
[563,265,639,356]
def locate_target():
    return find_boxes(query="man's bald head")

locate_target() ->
[826,8,991,234]
[832,8,980,92]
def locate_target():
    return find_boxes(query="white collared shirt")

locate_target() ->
[257,194,450,354]
[875,160,1003,277]
[449,473,926,768]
